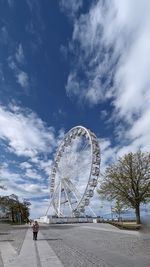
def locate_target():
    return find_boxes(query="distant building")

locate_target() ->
[0,206,8,218]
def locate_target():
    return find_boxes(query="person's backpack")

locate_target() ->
[33,224,39,232]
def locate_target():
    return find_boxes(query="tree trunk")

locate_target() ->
[135,204,141,224]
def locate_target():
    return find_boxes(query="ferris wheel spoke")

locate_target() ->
[76,158,91,173]
[67,179,82,200]
[80,141,90,153]
[52,180,62,216]
[77,143,91,169]
[64,178,81,203]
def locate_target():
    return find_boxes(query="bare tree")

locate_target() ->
[98,151,150,224]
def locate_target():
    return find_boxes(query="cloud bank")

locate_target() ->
[0,104,56,216]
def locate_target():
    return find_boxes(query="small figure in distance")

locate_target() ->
[32,221,39,241]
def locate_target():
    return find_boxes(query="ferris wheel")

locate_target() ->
[46,126,101,217]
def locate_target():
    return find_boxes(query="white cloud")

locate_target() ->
[99,138,116,173]
[30,198,49,219]
[0,105,57,218]
[20,159,52,179]
[100,110,108,120]
[0,64,4,82]
[37,159,52,176]
[0,26,9,44]
[15,44,24,64]
[0,164,50,218]
[0,105,56,158]
[17,71,29,88]
[8,56,29,89]
[66,72,81,97]
[22,183,47,194]
[0,168,21,184]
[60,0,83,19]
[25,169,41,180]
[20,162,32,169]
[0,167,28,198]
[8,57,16,71]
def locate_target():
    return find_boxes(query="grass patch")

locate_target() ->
[109,221,141,230]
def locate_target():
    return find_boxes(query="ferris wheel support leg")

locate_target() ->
[63,180,74,217]
[45,200,52,216]
[45,181,61,216]
[58,180,62,217]
[45,191,58,216]
[88,206,97,217]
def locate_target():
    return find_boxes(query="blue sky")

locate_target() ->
[0,0,150,218]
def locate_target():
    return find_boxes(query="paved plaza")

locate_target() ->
[0,223,150,267]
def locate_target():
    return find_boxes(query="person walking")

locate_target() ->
[32,221,39,240]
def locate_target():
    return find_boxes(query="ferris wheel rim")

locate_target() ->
[50,125,100,217]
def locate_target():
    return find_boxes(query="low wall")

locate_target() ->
[37,216,93,224]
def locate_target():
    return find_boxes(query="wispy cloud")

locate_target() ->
[0,63,4,82]
[17,71,29,88]
[0,26,9,44]
[64,0,150,152]
[26,0,45,34]
[8,51,29,90]
[15,44,25,64]
[20,162,33,169]
[25,169,41,180]
[60,0,83,19]
[7,0,14,8]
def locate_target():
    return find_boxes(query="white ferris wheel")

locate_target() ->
[46,126,101,217]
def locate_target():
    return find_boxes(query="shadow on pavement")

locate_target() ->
[0,233,10,235]
[0,240,14,242]
[37,241,63,243]
[46,224,79,230]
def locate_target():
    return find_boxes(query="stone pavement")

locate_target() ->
[0,223,150,267]
[0,226,63,267]
[40,223,150,267]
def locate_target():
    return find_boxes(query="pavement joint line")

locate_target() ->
[36,231,64,267]
[0,228,64,267]
[0,228,37,267]
[0,251,4,267]
[0,240,18,266]
[34,241,42,267]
